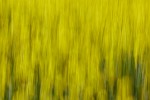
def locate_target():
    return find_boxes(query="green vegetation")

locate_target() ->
[0,0,150,100]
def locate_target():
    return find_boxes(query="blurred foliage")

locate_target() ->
[0,0,150,100]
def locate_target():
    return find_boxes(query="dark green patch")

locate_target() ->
[105,80,115,100]
[105,78,117,100]
[113,79,117,100]
[34,64,41,100]
[121,52,135,78]
[5,44,15,100]
[51,85,55,97]
[129,53,135,77]
[57,55,69,76]
[8,10,12,30]
[99,58,105,73]
[4,85,9,100]
[93,92,97,100]
[133,61,144,100]
[63,87,69,100]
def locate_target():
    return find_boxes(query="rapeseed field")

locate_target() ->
[0,0,150,100]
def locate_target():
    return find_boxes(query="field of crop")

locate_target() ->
[0,0,150,100]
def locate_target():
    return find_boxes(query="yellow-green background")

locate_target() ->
[0,0,150,100]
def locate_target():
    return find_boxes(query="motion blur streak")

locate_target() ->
[0,0,150,100]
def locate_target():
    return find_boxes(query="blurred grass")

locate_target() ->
[0,0,150,100]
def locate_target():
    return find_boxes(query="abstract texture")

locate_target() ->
[0,0,150,100]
